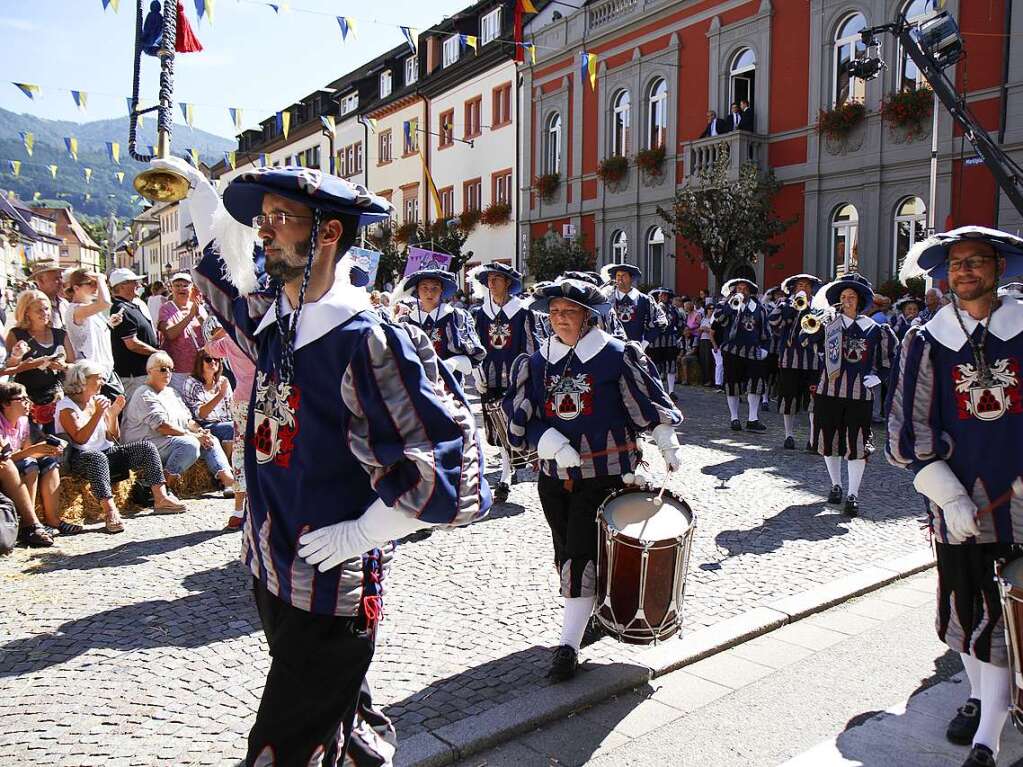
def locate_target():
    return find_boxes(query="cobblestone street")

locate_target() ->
[0,385,930,765]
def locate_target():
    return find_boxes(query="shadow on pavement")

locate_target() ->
[712,501,852,560]
[21,529,225,574]
[0,562,257,678]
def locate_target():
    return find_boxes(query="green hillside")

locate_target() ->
[0,107,234,219]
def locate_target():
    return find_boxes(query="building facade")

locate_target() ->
[33,207,103,272]
[521,0,1021,293]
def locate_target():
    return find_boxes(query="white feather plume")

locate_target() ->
[209,204,260,295]
[465,264,490,301]
[899,233,945,283]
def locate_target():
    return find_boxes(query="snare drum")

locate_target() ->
[482,397,537,469]
[595,486,696,645]
[997,557,1023,732]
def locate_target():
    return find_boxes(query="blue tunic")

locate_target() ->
[194,242,490,617]
[769,303,821,371]
[713,298,772,358]
[610,288,666,344]
[649,304,683,350]
[471,296,545,395]
[503,330,682,482]
[803,315,897,401]
[399,304,484,367]
[888,298,1023,544]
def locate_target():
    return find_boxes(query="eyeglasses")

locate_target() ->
[948,256,996,273]
[155,366,172,373]
[202,357,220,365]
[251,212,314,229]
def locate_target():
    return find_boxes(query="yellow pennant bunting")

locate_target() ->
[188,148,200,167]
[116,171,125,184]
[84,168,93,184]
[48,165,58,179]
[102,0,120,11]
[71,90,88,111]
[9,161,21,177]
[107,142,120,164]
[224,151,236,170]
[65,137,78,161]
[20,132,33,156]
[529,44,537,65]
[13,83,40,100]
[180,102,195,128]
[229,108,243,130]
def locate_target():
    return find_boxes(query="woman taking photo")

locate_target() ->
[57,360,186,533]
[5,289,76,432]
[64,269,123,398]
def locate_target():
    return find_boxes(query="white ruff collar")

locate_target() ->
[745,298,758,312]
[614,288,641,302]
[410,303,452,325]
[925,296,1023,351]
[841,314,876,331]
[539,328,611,363]
[254,269,371,350]
[482,295,523,320]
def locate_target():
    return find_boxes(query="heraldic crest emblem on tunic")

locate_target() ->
[252,370,301,467]
[953,357,1023,422]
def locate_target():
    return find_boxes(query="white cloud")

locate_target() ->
[0,17,38,31]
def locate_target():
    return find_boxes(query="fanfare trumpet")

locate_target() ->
[800,306,837,334]
[128,0,190,203]
[792,291,810,312]
[728,293,745,310]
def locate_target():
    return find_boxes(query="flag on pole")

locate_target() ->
[418,151,443,221]
[519,0,537,12]
[20,132,33,156]
[276,110,291,139]
[529,43,537,65]
[71,90,88,111]
[459,34,478,53]
[101,0,120,10]
[107,141,121,164]
[336,16,356,41]
[224,151,236,170]
[9,161,20,177]
[229,107,243,130]
[320,115,335,134]
[115,171,125,184]
[65,137,79,161]
[187,148,200,167]
[48,165,58,179]
[580,51,598,90]
[180,102,195,127]
[194,0,214,23]
[358,116,378,133]
[84,168,93,184]
[400,26,417,55]
[13,83,40,100]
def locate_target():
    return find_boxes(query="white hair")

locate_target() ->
[63,360,108,396]
[146,351,174,372]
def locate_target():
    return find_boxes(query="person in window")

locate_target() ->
[6,289,76,433]
[726,102,742,132]
[64,268,123,399]
[700,110,725,138]
[57,360,187,533]
[738,99,755,131]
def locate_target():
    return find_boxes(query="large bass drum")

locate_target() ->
[997,557,1023,733]
[595,486,696,645]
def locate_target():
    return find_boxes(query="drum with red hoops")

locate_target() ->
[996,557,1023,732]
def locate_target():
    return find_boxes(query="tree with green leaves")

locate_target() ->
[657,154,795,290]
[526,231,595,283]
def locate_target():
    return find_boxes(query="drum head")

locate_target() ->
[601,490,692,543]
[1004,558,1023,586]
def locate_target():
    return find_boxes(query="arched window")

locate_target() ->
[646,78,668,150]
[831,203,860,276]
[611,90,631,156]
[544,113,561,175]
[611,229,629,265]
[833,13,867,107]
[893,196,927,275]
[730,48,757,111]
[897,1,931,92]
[646,227,665,286]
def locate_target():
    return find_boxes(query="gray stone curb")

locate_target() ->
[395,546,935,767]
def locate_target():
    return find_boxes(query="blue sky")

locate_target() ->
[0,0,471,139]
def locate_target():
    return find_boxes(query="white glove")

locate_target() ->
[297,498,428,572]
[537,427,570,461]
[150,156,221,249]
[755,347,768,361]
[553,443,582,469]
[942,496,981,543]
[442,355,472,376]
[652,423,683,471]
[863,374,881,388]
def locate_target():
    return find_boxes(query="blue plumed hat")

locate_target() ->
[720,277,759,296]
[649,287,675,299]
[901,226,1023,282]
[396,269,458,301]
[600,263,642,283]
[822,272,874,310]
[473,262,523,294]
[781,273,823,296]
[223,166,393,228]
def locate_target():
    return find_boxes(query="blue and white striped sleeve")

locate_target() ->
[886,327,951,475]
[619,343,683,432]
[341,321,490,526]
[445,308,485,366]
[503,352,548,450]
[644,300,668,343]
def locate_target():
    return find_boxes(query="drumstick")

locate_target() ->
[975,478,1023,519]
[654,469,673,507]
[577,442,638,461]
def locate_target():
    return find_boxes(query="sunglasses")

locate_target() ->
[155,366,172,373]
[201,357,221,365]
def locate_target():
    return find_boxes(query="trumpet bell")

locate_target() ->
[793,294,809,311]
[133,167,190,203]
[800,313,822,334]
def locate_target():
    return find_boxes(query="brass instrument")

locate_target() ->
[792,291,810,312]
[129,0,190,202]
[728,293,744,310]
[800,307,837,334]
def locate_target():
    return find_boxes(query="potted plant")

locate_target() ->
[597,154,630,186]
[815,101,867,142]
[535,173,560,203]
[394,221,419,243]
[635,145,666,177]
[481,201,512,227]
[881,87,933,141]
[458,207,482,231]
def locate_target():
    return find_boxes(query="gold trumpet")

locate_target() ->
[128,0,190,203]
[792,292,810,312]
[728,293,744,310]
[800,307,836,334]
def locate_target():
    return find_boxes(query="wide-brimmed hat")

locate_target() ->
[531,278,606,316]
[649,287,675,299]
[600,263,642,284]
[818,273,874,310]
[901,226,1023,282]
[223,166,394,228]
[28,259,64,279]
[894,295,924,312]
[473,262,522,294]
[720,277,759,297]
[781,273,823,296]
[562,270,600,287]
[396,269,458,302]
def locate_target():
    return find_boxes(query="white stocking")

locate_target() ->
[499,449,513,486]
[847,459,866,497]
[727,396,740,421]
[961,652,983,700]
[783,414,796,439]
[560,596,596,651]
[666,372,676,393]
[807,412,815,438]
[974,661,1011,755]
[747,393,761,421]
[824,456,842,487]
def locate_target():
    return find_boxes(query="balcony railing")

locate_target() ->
[682,131,766,183]
[588,0,638,29]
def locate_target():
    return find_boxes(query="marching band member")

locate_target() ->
[802,273,896,516]
[892,295,924,341]
[601,263,667,347]
[888,227,1023,767]
[647,287,683,400]
[712,278,772,432]
[471,263,546,502]
[394,268,483,385]
[562,270,626,339]
[761,286,785,412]
[503,277,682,681]
[152,157,490,767]
[770,273,823,450]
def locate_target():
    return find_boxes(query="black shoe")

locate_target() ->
[843,494,859,517]
[730,419,742,431]
[493,482,510,503]
[581,617,607,647]
[783,436,796,450]
[827,485,844,504]
[805,440,815,453]
[962,744,996,767]
[947,698,981,746]
[547,645,578,682]
[761,401,770,413]
[746,420,767,432]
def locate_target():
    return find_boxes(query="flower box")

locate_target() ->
[481,201,512,227]
[815,101,867,142]
[597,154,630,185]
[635,145,666,177]
[881,87,933,141]
[535,173,560,203]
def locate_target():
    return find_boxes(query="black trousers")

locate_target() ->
[537,473,624,599]
[697,339,715,385]
[247,578,375,767]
